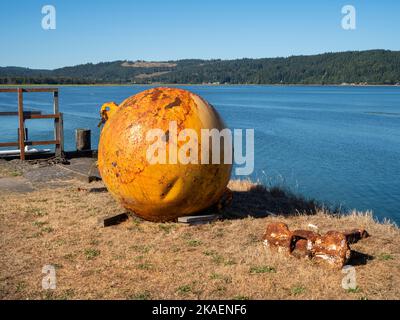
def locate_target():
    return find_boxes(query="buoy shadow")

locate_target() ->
[219,181,319,219]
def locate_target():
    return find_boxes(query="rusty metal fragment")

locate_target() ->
[263,222,369,268]
[313,231,351,268]
[292,229,320,258]
[293,229,320,242]
[263,222,294,253]
[344,228,369,244]
[292,239,311,258]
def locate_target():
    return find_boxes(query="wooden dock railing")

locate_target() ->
[0,88,64,160]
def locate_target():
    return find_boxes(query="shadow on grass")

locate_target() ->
[219,184,320,219]
[88,181,321,220]
[348,250,374,266]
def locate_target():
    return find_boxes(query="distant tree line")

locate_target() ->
[1,50,399,85]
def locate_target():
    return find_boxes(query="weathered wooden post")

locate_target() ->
[17,128,28,142]
[17,88,25,160]
[75,128,91,151]
[54,90,64,158]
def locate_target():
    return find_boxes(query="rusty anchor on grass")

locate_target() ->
[262,222,370,268]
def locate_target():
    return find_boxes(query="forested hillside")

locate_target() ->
[1,50,399,85]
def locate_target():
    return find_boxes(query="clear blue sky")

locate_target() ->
[1,0,399,69]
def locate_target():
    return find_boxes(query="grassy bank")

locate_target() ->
[0,175,398,300]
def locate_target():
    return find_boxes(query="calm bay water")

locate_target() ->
[0,85,399,223]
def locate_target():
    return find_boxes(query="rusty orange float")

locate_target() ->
[98,87,232,221]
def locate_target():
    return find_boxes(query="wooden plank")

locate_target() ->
[0,88,18,92]
[24,114,59,119]
[0,111,42,116]
[0,111,19,116]
[178,214,220,225]
[97,213,129,227]
[25,140,60,146]
[23,88,58,92]
[0,142,19,147]
[0,88,58,93]
[17,88,25,160]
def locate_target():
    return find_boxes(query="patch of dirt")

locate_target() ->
[121,61,177,68]
[134,71,170,79]
[0,177,35,193]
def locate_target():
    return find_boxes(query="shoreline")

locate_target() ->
[1,83,400,88]
[0,156,398,226]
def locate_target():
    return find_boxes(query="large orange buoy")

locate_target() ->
[98,87,232,221]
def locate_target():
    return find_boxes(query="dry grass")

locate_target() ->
[0,178,399,300]
[0,160,23,178]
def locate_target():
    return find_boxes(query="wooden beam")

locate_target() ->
[0,111,42,116]
[25,140,60,146]
[0,88,58,93]
[0,88,18,92]
[24,114,60,119]
[0,142,19,147]
[17,88,25,160]
[98,213,129,227]
[23,88,58,92]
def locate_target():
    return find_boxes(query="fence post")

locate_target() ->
[53,90,63,157]
[17,88,25,160]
